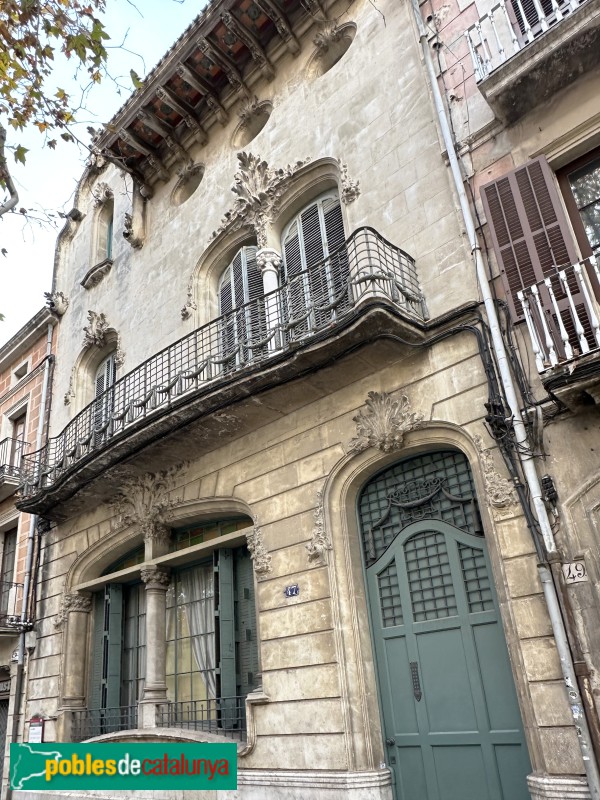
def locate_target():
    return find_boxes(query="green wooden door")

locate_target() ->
[367,520,531,800]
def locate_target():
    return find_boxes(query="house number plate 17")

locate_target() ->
[284,584,300,597]
[562,561,588,584]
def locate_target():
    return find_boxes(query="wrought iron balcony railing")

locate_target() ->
[517,255,600,372]
[0,437,27,479]
[466,0,589,80]
[71,706,138,742]
[0,582,24,627]
[20,227,426,497]
[156,696,247,739]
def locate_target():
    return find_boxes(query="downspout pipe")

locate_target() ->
[411,5,600,798]
[8,323,53,776]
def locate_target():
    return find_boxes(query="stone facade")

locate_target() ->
[10,0,600,797]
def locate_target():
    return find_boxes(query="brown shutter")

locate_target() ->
[481,156,579,322]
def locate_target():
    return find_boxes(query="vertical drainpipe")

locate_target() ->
[410,4,600,797]
[7,322,54,796]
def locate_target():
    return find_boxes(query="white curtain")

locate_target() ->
[181,566,216,699]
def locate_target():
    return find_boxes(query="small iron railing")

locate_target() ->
[0,582,23,626]
[466,0,589,80]
[0,438,27,479]
[71,706,138,742]
[156,696,246,740]
[20,227,426,496]
[517,255,600,372]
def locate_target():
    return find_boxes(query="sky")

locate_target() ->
[0,0,204,347]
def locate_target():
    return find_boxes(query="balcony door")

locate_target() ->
[93,352,116,438]
[282,193,350,338]
[219,246,267,369]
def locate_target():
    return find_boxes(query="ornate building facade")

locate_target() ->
[11,0,600,797]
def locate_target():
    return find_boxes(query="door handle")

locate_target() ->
[410,661,422,702]
[385,738,395,746]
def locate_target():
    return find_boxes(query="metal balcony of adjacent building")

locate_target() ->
[517,254,600,409]
[0,582,24,635]
[18,227,428,517]
[0,437,27,501]
[465,0,600,122]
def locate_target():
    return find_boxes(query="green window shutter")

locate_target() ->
[89,592,105,710]
[235,547,258,697]
[104,584,123,710]
[217,549,236,700]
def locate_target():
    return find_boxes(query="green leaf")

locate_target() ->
[130,69,144,89]
[14,145,28,164]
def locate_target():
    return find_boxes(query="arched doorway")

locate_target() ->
[358,450,531,800]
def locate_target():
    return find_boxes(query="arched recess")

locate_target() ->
[69,328,120,415]
[321,422,539,776]
[66,496,257,591]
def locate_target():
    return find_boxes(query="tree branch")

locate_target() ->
[0,122,19,218]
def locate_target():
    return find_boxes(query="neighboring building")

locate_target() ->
[0,308,55,788]
[12,0,600,798]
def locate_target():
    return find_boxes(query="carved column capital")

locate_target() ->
[256,247,282,276]
[55,591,92,629]
[141,520,171,546]
[141,565,171,590]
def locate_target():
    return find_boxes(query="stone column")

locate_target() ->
[256,248,283,351]
[59,591,92,742]
[61,592,93,708]
[139,565,171,728]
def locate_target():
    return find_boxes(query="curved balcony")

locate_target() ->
[18,227,428,514]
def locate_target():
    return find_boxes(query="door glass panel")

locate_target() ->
[405,530,457,621]
[378,561,403,627]
[458,544,494,613]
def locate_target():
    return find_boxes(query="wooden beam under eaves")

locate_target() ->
[155,86,208,140]
[118,129,170,181]
[220,11,275,81]
[253,0,300,55]
[196,35,250,97]
[176,64,230,126]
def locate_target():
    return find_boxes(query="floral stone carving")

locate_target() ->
[348,392,424,454]
[306,487,332,563]
[111,465,185,543]
[247,521,272,578]
[82,310,109,348]
[211,151,310,247]
[54,592,92,628]
[474,435,518,509]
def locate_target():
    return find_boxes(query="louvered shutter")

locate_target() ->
[481,157,585,340]
[323,197,350,313]
[104,583,123,710]
[219,273,236,372]
[244,247,267,360]
[234,547,258,699]
[94,353,116,432]
[89,592,105,710]
[217,549,237,728]
[283,221,309,339]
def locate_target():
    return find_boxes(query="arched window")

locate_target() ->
[282,192,350,336]
[218,246,267,366]
[96,199,114,263]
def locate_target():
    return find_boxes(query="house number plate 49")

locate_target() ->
[562,561,588,584]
